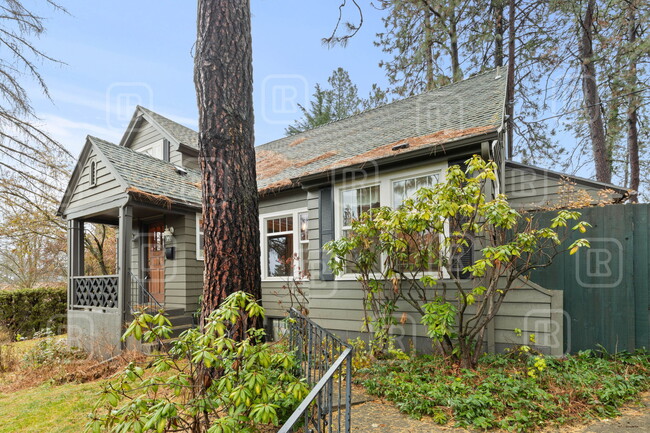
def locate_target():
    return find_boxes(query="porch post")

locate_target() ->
[117,205,133,333]
[67,219,84,308]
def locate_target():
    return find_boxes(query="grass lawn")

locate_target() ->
[0,380,99,433]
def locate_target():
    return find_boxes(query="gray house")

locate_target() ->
[58,69,626,357]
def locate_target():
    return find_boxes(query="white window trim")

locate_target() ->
[196,213,204,261]
[333,163,448,281]
[260,208,309,282]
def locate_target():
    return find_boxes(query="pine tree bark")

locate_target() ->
[626,1,639,202]
[423,2,435,90]
[194,0,261,328]
[493,0,505,68]
[506,0,515,158]
[579,0,611,184]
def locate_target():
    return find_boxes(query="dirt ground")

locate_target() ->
[350,391,650,432]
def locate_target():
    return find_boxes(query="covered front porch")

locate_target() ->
[66,201,199,357]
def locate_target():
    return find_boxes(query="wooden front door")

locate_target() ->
[147,222,165,304]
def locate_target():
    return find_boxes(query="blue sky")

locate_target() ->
[29,0,390,156]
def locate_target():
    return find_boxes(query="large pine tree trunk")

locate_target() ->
[579,0,611,184]
[626,1,639,202]
[194,0,261,328]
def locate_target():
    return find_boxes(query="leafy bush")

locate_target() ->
[88,291,309,433]
[360,351,650,431]
[325,156,589,367]
[0,287,66,338]
[21,328,85,366]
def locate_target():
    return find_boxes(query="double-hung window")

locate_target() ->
[261,210,309,280]
[334,165,446,278]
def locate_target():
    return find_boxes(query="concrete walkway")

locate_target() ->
[350,390,650,433]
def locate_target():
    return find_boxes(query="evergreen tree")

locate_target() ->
[286,68,388,135]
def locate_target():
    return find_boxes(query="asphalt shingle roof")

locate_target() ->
[89,69,505,205]
[90,136,202,206]
[138,106,199,150]
[255,68,506,191]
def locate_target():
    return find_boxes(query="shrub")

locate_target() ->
[360,350,650,431]
[0,287,66,338]
[88,291,309,433]
[21,328,85,367]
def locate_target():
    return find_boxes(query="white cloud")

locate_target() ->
[36,113,123,156]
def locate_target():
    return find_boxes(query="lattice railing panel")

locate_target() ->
[72,276,119,309]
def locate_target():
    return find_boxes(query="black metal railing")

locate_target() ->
[129,272,163,313]
[71,275,119,309]
[279,308,352,433]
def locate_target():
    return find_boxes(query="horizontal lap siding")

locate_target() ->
[164,213,203,311]
[68,148,124,210]
[307,276,562,355]
[129,120,185,167]
[130,122,163,152]
[259,190,310,317]
[505,165,605,210]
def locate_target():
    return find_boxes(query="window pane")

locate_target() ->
[342,189,357,226]
[267,216,293,234]
[342,185,380,227]
[299,242,309,278]
[392,174,438,208]
[267,233,293,277]
[299,212,308,241]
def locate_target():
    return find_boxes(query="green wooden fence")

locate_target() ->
[530,204,649,354]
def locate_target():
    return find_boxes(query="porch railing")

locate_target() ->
[129,272,163,313]
[278,308,352,433]
[71,275,119,309]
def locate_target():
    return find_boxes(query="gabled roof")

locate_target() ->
[60,69,508,216]
[255,68,506,192]
[137,106,199,150]
[90,136,202,207]
[119,105,199,150]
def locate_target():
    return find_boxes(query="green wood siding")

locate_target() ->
[505,165,609,210]
[66,148,124,213]
[530,204,649,353]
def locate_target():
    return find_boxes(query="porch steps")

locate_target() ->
[139,308,196,355]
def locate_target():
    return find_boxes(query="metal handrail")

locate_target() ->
[129,271,163,312]
[278,308,353,433]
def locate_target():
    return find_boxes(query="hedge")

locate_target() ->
[0,287,67,338]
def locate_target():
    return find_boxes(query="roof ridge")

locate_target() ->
[137,106,198,136]
[258,68,501,149]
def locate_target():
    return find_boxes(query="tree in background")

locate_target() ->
[0,1,123,287]
[371,0,649,198]
[375,0,473,95]
[286,67,388,135]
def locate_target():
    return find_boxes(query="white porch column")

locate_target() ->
[67,219,84,308]
[117,205,133,332]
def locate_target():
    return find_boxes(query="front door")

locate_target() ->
[147,222,165,304]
